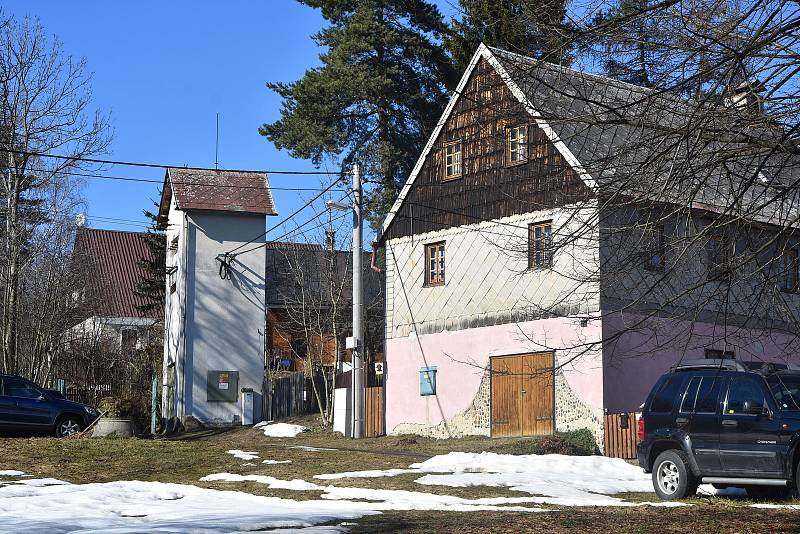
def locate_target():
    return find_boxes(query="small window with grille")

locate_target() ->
[529,222,553,269]
[424,242,445,286]
[507,125,528,165]
[443,141,462,180]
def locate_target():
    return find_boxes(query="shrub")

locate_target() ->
[488,428,599,456]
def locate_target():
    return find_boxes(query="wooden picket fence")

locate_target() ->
[364,386,385,437]
[604,411,639,459]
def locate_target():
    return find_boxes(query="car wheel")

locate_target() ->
[652,450,698,500]
[55,416,83,438]
[746,485,791,500]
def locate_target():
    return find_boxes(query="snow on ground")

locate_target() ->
[0,470,25,477]
[201,472,546,512]
[227,449,260,461]
[289,445,336,452]
[316,452,664,507]
[263,459,293,465]
[254,422,308,438]
[0,478,378,533]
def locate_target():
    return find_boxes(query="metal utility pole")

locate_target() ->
[326,163,364,439]
[351,163,364,439]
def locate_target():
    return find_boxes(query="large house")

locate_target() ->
[159,168,276,427]
[375,44,800,445]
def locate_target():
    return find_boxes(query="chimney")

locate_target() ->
[725,80,765,114]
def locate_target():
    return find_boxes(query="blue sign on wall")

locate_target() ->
[420,367,437,396]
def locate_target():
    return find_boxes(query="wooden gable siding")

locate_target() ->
[384,58,591,242]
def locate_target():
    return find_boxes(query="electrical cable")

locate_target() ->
[0,148,346,175]
[224,178,349,256]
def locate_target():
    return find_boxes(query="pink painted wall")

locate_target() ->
[385,317,604,434]
[602,313,800,412]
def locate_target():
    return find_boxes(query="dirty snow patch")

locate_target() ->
[201,473,323,492]
[263,460,293,465]
[289,446,336,452]
[204,473,546,513]
[0,470,25,477]
[227,449,260,461]
[317,451,662,507]
[0,478,376,532]
[255,422,309,438]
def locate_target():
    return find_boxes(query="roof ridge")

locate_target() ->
[486,46,659,95]
[78,227,150,237]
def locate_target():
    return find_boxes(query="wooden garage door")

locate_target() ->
[491,352,554,437]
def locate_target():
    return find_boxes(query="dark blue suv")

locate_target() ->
[638,359,800,500]
[0,374,98,437]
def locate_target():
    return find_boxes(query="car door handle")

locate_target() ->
[675,417,689,425]
[722,419,738,427]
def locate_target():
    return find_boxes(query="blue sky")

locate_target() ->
[2,1,456,237]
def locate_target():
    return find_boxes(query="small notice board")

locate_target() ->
[207,370,239,402]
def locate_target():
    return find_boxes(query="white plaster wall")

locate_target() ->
[162,196,187,420]
[183,211,266,425]
[385,203,600,340]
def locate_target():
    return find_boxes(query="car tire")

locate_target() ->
[54,416,83,438]
[745,485,791,500]
[652,450,698,500]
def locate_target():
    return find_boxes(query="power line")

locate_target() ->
[235,209,351,257]
[13,166,349,192]
[0,148,348,176]
[225,179,349,256]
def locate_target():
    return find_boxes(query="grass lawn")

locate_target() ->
[1,415,798,533]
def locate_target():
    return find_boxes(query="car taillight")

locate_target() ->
[637,416,645,442]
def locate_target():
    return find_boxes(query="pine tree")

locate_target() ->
[446,0,572,73]
[260,0,454,228]
[134,200,166,316]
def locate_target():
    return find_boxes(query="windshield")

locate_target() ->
[767,374,800,411]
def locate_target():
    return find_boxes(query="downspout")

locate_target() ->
[370,241,382,273]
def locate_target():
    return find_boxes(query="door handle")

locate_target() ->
[675,417,689,425]
[722,419,738,427]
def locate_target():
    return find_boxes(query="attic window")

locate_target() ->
[507,125,528,165]
[443,141,462,181]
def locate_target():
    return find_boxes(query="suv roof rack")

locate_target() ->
[670,359,749,372]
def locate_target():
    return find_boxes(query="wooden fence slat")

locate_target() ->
[604,412,640,459]
[364,386,385,437]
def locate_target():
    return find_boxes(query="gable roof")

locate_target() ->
[379,44,800,241]
[158,168,277,222]
[73,227,159,319]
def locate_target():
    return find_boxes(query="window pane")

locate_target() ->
[4,378,42,399]
[726,378,766,414]
[680,376,701,413]
[696,377,721,413]
[650,376,685,413]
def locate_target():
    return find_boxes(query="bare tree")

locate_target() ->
[0,15,110,374]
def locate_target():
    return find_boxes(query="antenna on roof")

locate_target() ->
[215,113,220,171]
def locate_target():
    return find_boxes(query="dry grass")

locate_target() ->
[1,415,797,533]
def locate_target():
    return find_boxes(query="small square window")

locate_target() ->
[529,222,553,269]
[507,125,528,165]
[443,141,462,180]
[779,248,799,293]
[424,242,446,285]
[420,367,437,396]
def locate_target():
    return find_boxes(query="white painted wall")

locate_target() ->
[162,204,267,426]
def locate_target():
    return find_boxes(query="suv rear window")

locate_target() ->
[650,376,686,413]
